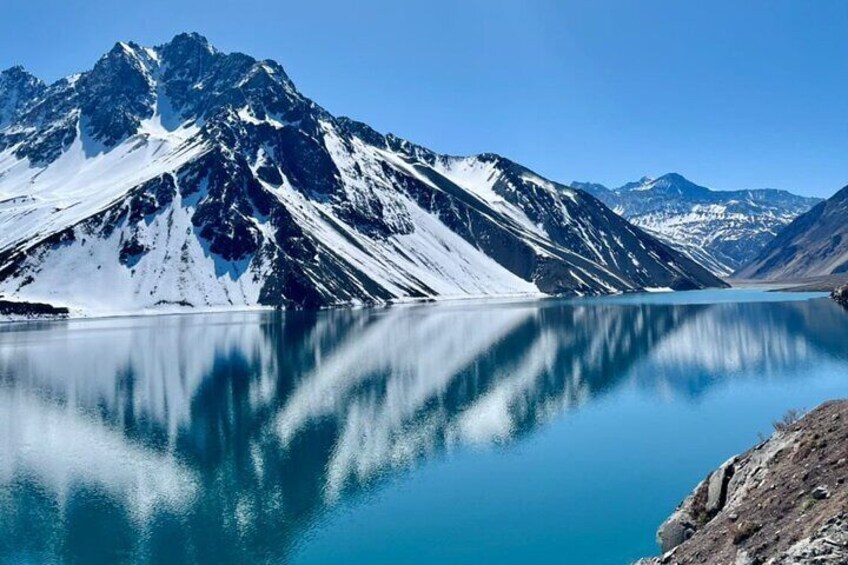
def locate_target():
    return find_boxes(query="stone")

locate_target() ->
[707,462,735,515]
[658,518,696,553]
[811,485,830,500]
[832,285,848,308]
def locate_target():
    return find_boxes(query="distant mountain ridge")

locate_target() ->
[573,174,821,276]
[735,184,848,280]
[0,33,723,317]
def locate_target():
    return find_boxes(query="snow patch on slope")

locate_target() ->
[432,156,549,237]
[0,117,205,252]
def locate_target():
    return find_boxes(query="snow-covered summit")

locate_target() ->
[0,34,724,317]
[573,174,821,276]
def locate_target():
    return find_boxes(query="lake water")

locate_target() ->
[1,290,846,564]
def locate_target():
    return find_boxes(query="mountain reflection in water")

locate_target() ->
[0,292,845,563]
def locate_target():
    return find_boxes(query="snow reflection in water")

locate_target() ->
[0,291,845,563]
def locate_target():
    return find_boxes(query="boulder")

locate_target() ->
[832,284,848,308]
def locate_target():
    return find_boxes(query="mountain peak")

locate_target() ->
[162,32,217,55]
[657,172,687,183]
[108,40,142,56]
[616,173,709,196]
[156,32,221,98]
[1,65,37,81]
[0,64,46,128]
[640,174,712,201]
[0,65,43,93]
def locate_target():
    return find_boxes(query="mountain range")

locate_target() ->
[573,174,821,277]
[0,33,723,316]
[735,183,848,280]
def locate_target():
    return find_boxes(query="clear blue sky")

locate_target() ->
[1,0,846,197]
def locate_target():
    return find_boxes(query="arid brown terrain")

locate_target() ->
[636,400,848,564]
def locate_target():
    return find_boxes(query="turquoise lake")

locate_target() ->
[1,290,846,564]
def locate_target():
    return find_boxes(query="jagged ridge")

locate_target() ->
[0,33,724,316]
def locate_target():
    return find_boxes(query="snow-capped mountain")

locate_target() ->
[573,174,821,277]
[0,33,723,317]
[734,183,848,281]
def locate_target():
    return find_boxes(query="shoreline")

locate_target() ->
[0,285,836,326]
[728,274,848,293]
[0,286,683,325]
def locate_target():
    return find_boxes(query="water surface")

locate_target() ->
[1,290,846,564]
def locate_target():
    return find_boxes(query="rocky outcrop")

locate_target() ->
[832,285,848,308]
[0,299,68,319]
[636,400,848,564]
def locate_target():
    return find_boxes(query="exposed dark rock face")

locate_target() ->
[0,65,45,128]
[0,33,725,316]
[636,400,848,565]
[0,299,68,318]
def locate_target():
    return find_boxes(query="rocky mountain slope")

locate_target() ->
[735,184,848,281]
[573,174,820,277]
[0,34,723,317]
[636,400,848,565]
